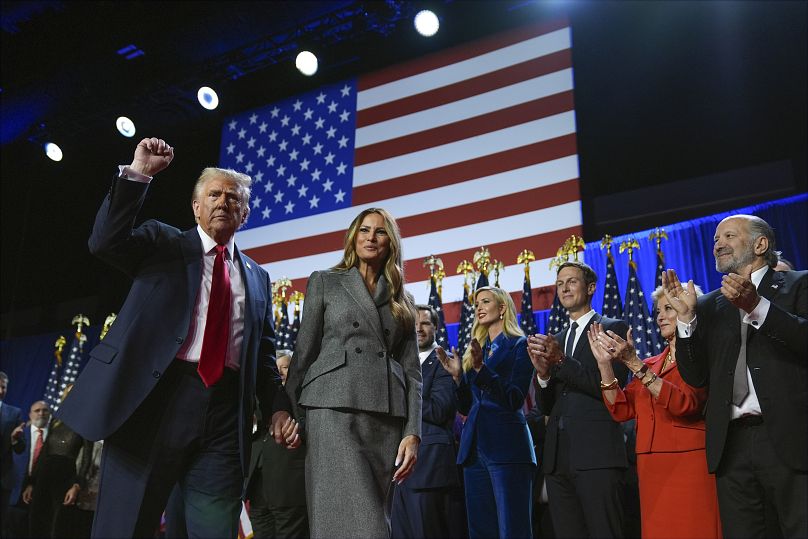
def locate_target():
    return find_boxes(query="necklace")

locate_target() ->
[662,350,675,372]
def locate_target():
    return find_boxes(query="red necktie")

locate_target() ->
[31,428,44,472]
[198,245,232,387]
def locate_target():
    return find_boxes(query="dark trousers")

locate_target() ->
[92,361,242,539]
[29,455,80,538]
[716,419,808,539]
[391,483,465,539]
[463,449,534,539]
[545,430,625,538]
[248,471,309,539]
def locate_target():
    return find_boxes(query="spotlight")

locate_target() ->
[116,116,136,138]
[197,86,219,110]
[414,10,439,37]
[295,50,318,76]
[44,142,63,162]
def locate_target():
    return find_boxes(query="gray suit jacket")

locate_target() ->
[286,267,422,439]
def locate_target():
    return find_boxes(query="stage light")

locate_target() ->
[116,116,136,137]
[295,50,318,76]
[414,10,439,37]
[44,142,63,162]
[197,86,219,110]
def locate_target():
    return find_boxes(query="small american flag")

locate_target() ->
[427,276,449,349]
[601,251,624,319]
[623,262,662,358]
[456,284,474,357]
[547,293,570,336]
[519,273,538,335]
[43,352,63,409]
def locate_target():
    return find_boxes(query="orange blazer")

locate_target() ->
[604,347,708,454]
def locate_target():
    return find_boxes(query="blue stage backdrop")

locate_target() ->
[1,193,805,412]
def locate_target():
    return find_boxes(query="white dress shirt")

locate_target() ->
[676,265,771,418]
[418,342,438,365]
[537,309,597,387]
[118,165,246,370]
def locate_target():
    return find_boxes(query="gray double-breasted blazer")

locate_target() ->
[286,267,422,440]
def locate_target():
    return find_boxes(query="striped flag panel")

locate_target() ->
[220,20,581,324]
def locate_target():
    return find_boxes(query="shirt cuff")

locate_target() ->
[743,297,770,329]
[118,165,153,183]
[536,373,550,388]
[676,315,697,338]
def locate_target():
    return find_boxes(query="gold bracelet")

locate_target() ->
[642,372,658,387]
[600,377,619,390]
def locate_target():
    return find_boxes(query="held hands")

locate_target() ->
[129,137,174,177]
[435,346,462,382]
[392,435,419,484]
[661,269,697,323]
[527,334,563,379]
[270,411,301,449]
[721,264,760,313]
[469,339,484,372]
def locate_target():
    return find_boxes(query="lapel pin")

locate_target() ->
[770,283,778,289]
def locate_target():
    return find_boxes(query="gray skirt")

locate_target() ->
[306,408,404,539]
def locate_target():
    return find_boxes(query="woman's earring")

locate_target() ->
[499,313,504,320]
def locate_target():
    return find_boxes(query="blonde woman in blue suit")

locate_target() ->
[456,286,536,538]
[286,207,422,539]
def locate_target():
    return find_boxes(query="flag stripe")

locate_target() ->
[353,135,577,205]
[355,90,574,165]
[244,178,579,265]
[353,110,576,186]
[238,152,578,250]
[258,202,582,282]
[357,28,571,107]
[356,50,572,129]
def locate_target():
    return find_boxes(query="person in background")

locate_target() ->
[527,261,629,539]
[662,215,807,538]
[6,400,51,538]
[392,305,463,539]
[247,350,309,539]
[0,373,26,539]
[455,286,535,538]
[24,386,93,538]
[73,440,104,538]
[591,284,721,539]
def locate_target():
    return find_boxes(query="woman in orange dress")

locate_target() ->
[588,285,721,539]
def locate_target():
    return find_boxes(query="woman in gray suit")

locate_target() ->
[286,207,422,539]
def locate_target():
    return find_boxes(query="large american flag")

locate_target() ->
[220,20,581,325]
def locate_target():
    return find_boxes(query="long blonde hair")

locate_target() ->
[462,286,524,371]
[332,207,415,330]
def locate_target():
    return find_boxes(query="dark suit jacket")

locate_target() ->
[456,333,536,466]
[8,424,35,505]
[538,313,629,474]
[0,403,24,491]
[406,349,459,490]
[676,269,808,472]
[247,428,306,507]
[56,176,290,477]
